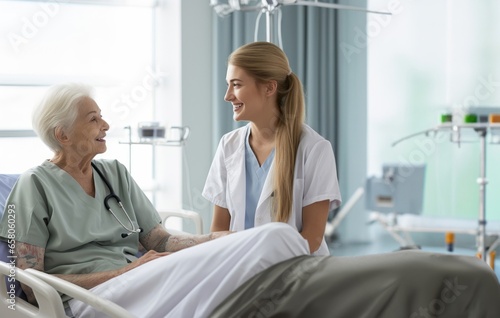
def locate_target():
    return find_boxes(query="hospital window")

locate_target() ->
[0,0,182,211]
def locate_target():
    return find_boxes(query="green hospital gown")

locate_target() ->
[0,159,161,275]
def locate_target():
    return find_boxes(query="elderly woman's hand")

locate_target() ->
[121,250,171,274]
[209,230,234,240]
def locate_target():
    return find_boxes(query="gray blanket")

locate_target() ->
[210,250,500,317]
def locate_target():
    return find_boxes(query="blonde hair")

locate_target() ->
[32,83,93,153]
[228,42,305,222]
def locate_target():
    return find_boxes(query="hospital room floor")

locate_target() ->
[328,228,500,281]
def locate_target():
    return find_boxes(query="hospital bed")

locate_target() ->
[2,174,500,317]
[365,164,500,267]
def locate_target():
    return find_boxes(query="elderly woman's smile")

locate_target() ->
[63,96,110,159]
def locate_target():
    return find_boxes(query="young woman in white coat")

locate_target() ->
[203,42,342,255]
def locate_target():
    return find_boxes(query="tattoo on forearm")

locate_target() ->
[165,234,212,252]
[16,242,44,270]
[15,242,45,305]
[154,236,170,252]
[140,225,171,252]
[140,224,213,253]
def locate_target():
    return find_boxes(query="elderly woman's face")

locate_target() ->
[66,97,109,158]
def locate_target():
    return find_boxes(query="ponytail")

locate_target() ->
[272,73,304,222]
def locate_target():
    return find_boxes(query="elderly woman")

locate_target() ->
[0,83,309,317]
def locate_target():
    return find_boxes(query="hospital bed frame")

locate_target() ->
[0,209,202,318]
[369,211,500,265]
[0,261,134,318]
[325,184,500,269]
[389,123,499,262]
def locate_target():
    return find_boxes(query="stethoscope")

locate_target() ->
[91,162,143,238]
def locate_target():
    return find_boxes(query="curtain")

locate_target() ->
[211,3,339,156]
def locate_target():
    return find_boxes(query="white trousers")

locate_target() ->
[69,222,310,318]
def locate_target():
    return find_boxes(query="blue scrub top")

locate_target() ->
[244,129,275,229]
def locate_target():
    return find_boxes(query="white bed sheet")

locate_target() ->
[68,222,309,318]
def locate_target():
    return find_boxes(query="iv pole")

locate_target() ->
[264,1,276,43]
[212,0,391,44]
[477,127,488,262]
[260,0,391,43]
[393,123,493,264]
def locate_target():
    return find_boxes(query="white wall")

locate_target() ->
[180,0,215,233]
[367,0,500,246]
[152,0,183,215]
[368,0,500,220]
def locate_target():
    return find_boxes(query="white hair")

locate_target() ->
[32,83,94,153]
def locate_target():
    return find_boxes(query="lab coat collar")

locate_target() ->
[225,125,276,230]
[225,131,247,231]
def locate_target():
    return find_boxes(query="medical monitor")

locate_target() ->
[365,164,426,215]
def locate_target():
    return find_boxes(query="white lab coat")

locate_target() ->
[203,124,341,255]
